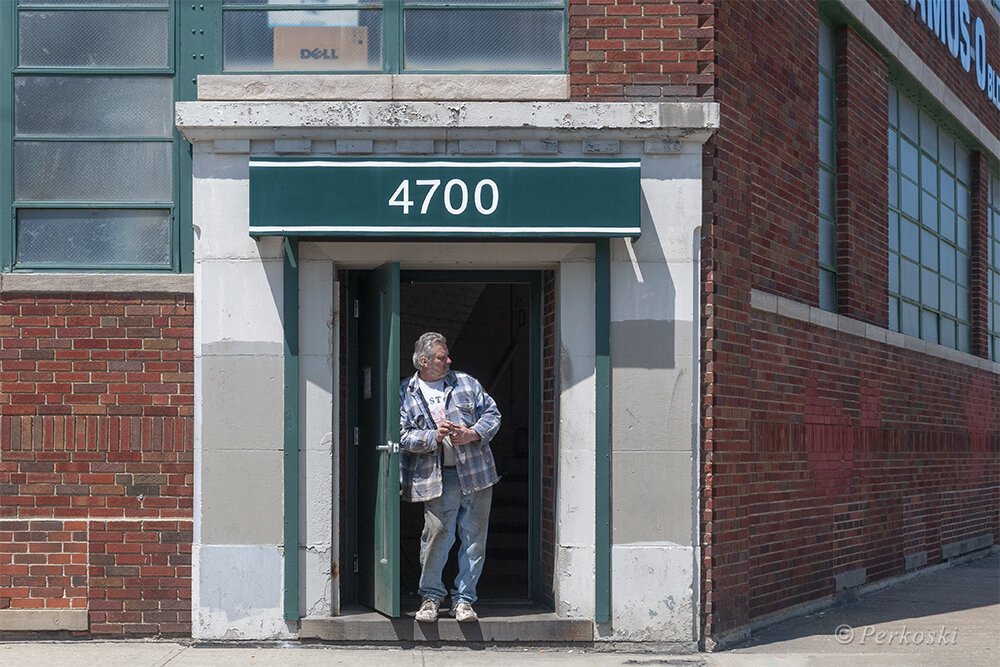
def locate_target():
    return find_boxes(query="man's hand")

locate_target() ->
[434,422,452,444]
[447,423,481,446]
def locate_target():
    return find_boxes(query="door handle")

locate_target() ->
[376,441,399,453]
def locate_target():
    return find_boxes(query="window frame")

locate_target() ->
[887,83,974,352]
[2,0,192,273]
[219,0,569,75]
[817,18,838,312]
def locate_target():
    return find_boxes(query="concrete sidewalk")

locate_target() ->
[711,549,999,667]
[1,551,997,666]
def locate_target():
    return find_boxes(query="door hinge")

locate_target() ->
[353,554,359,573]
[353,299,359,319]
[353,426,359,447]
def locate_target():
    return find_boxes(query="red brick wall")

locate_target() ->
[872,0,1000,137]
[0,293,193,636]
[569,0,715,101]
[970,152,993,357]
[702,0,827,640]
[835,27,890,326]
[702,0,999,646]
[747,312,1000,619]
[88,520,191,635]
[0,520,87,611]
[541,271,556,606]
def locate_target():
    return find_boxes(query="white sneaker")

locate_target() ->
[415,598,439,623]
[450,600,478,623]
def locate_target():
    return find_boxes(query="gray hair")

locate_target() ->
[412,332,447,370]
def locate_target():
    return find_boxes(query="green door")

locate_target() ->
[356,263,401,617]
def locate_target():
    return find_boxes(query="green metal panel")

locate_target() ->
[1,1,15,271]
[386,0,402,73]
[356,263,401,617]
[283,238,301,621]
[375,262,401,616]
[249,158,641,239]
[178,0,222,274]
[594,238,611,624]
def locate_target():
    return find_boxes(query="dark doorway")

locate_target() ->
[397,273,537,607]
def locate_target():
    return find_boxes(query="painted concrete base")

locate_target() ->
[0,609,88,631]
[193,544,293,640]
[609,543,696,642]
[300,546,333,618]
[554,544,595,621]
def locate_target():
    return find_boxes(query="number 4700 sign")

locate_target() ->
[388,178,500,216]
[249,158,641,238]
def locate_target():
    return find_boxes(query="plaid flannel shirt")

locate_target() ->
[399,370,501,502]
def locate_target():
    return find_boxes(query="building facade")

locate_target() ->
[0,0,997,650]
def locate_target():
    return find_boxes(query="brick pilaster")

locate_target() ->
[834,26,889,326]
[969,151,991,359]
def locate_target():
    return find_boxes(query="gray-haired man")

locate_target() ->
[399,332,501,623]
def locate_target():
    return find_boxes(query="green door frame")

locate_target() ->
[344,268,544,607]
[594,238,611,624]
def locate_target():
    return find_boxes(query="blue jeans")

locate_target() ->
[417,468,493,604]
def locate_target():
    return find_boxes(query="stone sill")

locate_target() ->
[0,273,193,296]
[198,74,570,102]
[751,288,1000,374]
[175,101,720,143]
[0,609,88,631]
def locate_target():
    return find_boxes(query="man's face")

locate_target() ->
[421,343,451,381]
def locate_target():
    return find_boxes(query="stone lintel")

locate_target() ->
[176,101,721,144]
[197,74,570,102]
[0,273,193,296]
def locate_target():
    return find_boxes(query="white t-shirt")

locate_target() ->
[418,378,456,466]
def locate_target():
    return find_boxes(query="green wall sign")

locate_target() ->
[249,158,641,239]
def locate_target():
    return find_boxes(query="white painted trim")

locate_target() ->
[250,159,641,169]
[250,226,641,235]
[751,288,1000,374]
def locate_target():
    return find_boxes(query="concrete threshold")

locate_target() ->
[299,606,593,643]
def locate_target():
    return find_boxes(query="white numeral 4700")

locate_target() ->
[388,178,499,216]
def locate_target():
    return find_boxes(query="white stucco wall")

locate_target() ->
[179,98,716,643]
[192,148,293,639]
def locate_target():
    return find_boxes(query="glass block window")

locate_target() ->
[221,0,567,73]
[887,85,972,351]
[11,0,176,270]
[990,173,1000,361]
[818,20,837,312]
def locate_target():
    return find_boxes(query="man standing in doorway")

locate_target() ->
[400,332,502,623]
